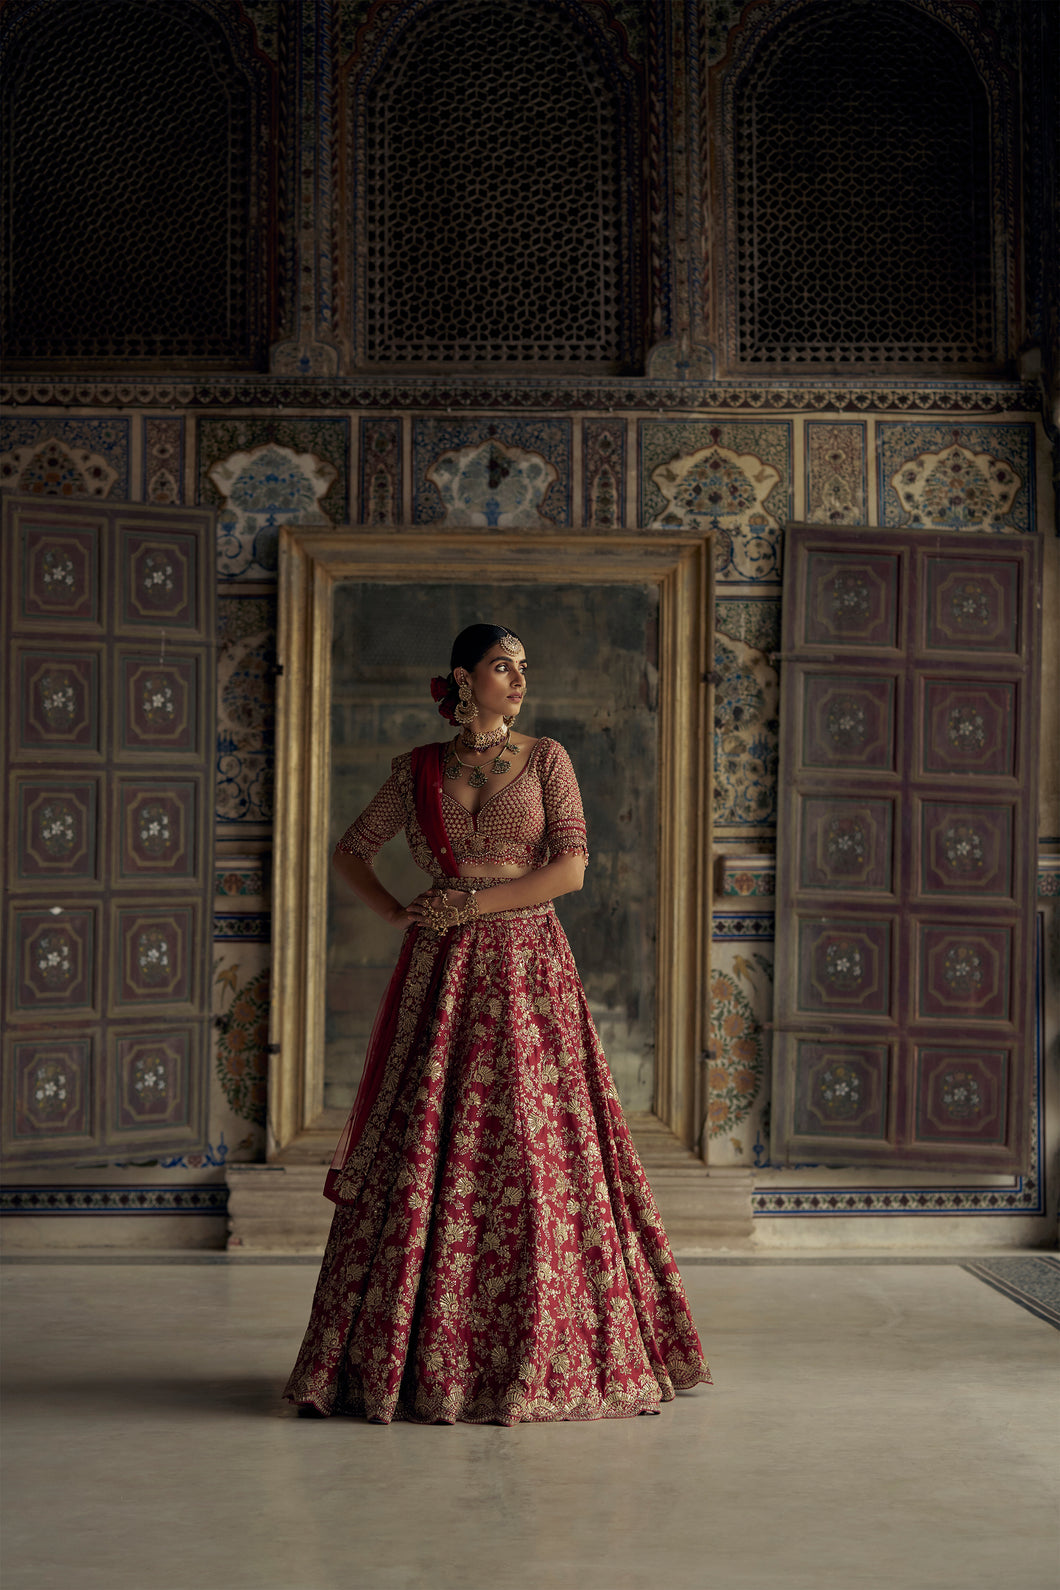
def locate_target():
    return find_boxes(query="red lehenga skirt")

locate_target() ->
[284,901,711,1424]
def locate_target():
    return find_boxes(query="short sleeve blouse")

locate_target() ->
[336,737,588,875]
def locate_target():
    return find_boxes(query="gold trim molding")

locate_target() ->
[269,526,714,1162]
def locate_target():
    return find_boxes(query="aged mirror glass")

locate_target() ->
[270,528,713,1163]
[326,581,659,1115]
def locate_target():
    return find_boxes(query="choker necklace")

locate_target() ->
[445,732,521,789]
[459,723,508,752]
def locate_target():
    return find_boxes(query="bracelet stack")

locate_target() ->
[421,888,479,935]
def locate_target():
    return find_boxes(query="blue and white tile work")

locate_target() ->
[197,418,350,579]
[413,417,572,527]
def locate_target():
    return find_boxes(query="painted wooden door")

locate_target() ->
[2,494,216,1166]
[771,524,1042,1172]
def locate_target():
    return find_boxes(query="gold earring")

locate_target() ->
[454,678,478,725]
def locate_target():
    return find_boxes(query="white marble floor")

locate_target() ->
[2,1256,1057,1590]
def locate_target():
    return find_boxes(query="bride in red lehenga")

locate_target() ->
[284,623,711,1424]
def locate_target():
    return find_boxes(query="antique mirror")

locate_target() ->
[270,527,713,1162]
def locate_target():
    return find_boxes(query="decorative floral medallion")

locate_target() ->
[817,1062,862,1120]
[41,548,77,592]
[825,697,867,748]
[140,550,175,596]
[140,673,176,724]
[137,802,172,854]
[942,943,983,995]
[891,443,1022,531]
[39,670,78,729]
[940,1069,982,1120]
[36,932,72,986]
[825,815,866,868]
[943,822,984,873]
[32,1059,69,1114]
[824,939,864,990]
[947,706,986,751]
[38,801,77,856]
[133,1054,169,1098]
[830,572,871,625]
[136,928,172,983]
[948,580,991,630]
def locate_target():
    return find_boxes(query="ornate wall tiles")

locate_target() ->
[215,857,269,898]
[214,961,269,1128]
[142,418,184,504]
[714,598,781,829]
[412,418,572,526]
[639,421,792,583]
[708,915,775,1168]
[0,417,130,499]
[583,418,627,528]
[805,421,868,526]
[197,419,350,579]
[877,422,1036,532]
[358,417,402,524]
[215,594,277,826]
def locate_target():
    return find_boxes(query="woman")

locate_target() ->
[285,623,711,1424]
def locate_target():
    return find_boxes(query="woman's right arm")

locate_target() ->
[333,851,412,927]
[333,763,412,926]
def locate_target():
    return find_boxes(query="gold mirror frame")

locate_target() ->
[269,526,714,1163]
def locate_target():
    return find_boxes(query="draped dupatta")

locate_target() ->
[325,743,456,1202]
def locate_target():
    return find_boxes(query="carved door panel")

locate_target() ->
[771,525,1041,1172]
[2,494,216,1166]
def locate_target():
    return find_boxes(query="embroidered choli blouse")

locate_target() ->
[336,737,588,876]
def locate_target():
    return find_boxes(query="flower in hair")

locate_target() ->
[430,674,459,724]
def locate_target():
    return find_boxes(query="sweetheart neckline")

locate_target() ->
[441,738,545,821]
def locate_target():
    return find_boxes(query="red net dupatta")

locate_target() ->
[325,742,457,1201]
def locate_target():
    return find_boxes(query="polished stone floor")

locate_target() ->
[2,1256,1057,1590]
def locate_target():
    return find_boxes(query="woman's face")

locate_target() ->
[458,642,528,723]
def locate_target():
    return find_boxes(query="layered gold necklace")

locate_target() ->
[444,730,521,790]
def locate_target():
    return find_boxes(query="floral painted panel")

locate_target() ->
[772,524,1041,1174]
[714,598,780,831]
[639,421,792,583]
[1,495,216,1166]
[878,423,1035,533]
[805,422,867,526]
[197,418,350,580]
[413,417,572,527]
[0,417,131,500]
[215,594,276,826]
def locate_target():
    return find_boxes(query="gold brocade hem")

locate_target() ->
[288,1364,713,1426]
